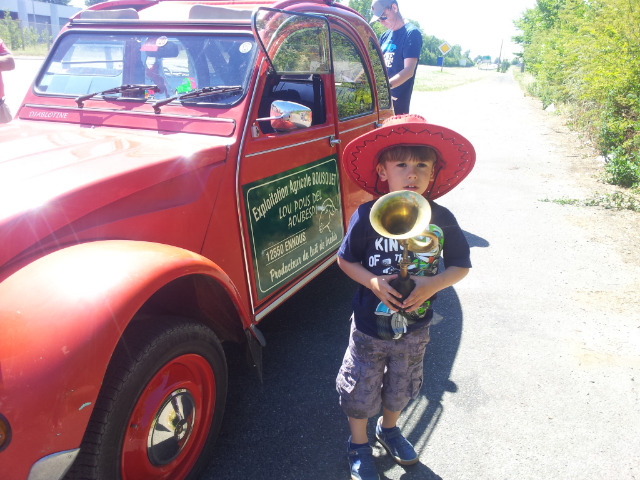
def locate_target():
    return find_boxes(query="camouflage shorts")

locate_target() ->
[336,320,430,419]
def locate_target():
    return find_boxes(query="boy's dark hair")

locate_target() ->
[378,145,437,165]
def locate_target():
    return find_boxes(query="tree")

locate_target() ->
[346,0,371,18]
[1,10,22,50]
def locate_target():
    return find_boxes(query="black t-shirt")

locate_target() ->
[338,199,471,339]
[379,23,423,115]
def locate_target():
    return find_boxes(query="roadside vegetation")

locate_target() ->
[514,0,640,191]
[541,192,640,213]
[1,11,52,54]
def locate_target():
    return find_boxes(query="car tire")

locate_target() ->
[65,317,227,480]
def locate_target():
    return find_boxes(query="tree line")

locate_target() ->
[515,0,640,188]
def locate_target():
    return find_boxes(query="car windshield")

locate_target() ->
[36,32,258,107]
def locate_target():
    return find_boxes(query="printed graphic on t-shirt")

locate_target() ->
[381,40,397,69]
[372,225,444,338]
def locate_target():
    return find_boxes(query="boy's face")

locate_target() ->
[376,155,436,195]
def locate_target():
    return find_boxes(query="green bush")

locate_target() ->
[1,10,22,49]
[23,27,39,48]
[604,149,640,188]
[498,59,511,73]
[514,0,640,188]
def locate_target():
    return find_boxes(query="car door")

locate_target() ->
[239,9,344,318]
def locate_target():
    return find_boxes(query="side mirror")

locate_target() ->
[256,100,312,132]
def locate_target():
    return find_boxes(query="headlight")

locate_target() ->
[0,414,11,452]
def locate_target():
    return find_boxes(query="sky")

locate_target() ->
[378,0,537,60]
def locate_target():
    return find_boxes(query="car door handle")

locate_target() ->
[329,135,341,147]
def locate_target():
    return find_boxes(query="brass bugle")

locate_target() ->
[369,190,431,240]
[370,190,434,286]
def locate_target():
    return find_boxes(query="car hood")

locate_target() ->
[0,120,231,268]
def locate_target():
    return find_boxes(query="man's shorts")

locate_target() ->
[336,320,430,419]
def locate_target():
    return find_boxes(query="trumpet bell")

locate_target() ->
[369,190,431,240]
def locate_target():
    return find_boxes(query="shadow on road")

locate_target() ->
[202,227,486,479]
[464,230,490,248]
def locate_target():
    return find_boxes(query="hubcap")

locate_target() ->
[147,388,196,465]
[121,353,216,480]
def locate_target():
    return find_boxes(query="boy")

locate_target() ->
[336,114,476,480]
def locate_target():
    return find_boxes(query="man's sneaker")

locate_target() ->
[347,437,380,480]
[375,417,419,466]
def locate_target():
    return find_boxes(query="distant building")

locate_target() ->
[0,0,82,39]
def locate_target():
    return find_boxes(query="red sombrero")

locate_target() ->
[342,114,476,199]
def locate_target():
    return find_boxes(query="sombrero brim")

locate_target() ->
[342,122,476,199]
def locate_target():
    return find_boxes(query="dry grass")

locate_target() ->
[413,64,500,92]
[11,44,50,57]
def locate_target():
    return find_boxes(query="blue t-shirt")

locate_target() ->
[338,199,471,339]
[379,23,423,115]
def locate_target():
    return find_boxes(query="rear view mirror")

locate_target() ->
[256,100,312,132]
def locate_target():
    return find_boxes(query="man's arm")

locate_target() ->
[388,57,418,89]
[0,52,15,72]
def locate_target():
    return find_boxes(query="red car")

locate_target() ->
[0,0,393,478]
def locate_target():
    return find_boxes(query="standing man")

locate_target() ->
[370,0,422,115]
[0,37,16,123]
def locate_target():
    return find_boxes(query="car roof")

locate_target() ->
[70,0,360,26]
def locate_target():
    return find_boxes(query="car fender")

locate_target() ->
[0,240,250,477]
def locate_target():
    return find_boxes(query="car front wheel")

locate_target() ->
[66,318,227,480]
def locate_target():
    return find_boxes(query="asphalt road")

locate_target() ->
[6,60,639,479]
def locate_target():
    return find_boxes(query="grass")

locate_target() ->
[413,64,499,92]
[10,44,50,57]
[540,191,640,212]
[513,70,537,97]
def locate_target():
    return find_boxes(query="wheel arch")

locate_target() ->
[134,272,248,345]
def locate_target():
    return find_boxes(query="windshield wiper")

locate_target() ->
[75,84,159,107]
[152,85,243,113]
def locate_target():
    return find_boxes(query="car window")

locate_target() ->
[253,8,331,75]
[36,32,258,107]
[368,38,391,111]
[331,31,374,120]
[256,74,326,134]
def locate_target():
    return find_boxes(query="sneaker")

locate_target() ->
[375,417,419,466]
[347,437,380,480]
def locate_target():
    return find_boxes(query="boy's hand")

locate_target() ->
[368,275,403,311]
[400,267,470,312]
[401,275,439,312]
